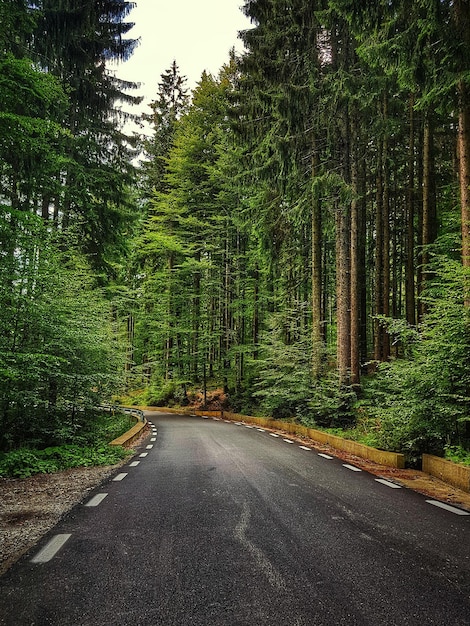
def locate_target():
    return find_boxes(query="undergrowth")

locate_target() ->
[0,411,134,478]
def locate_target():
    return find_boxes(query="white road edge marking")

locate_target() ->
[426,500,470,516]
[150,437,156,442]
[283,439,294,444]
[257,428,265,432]
[85,493,108,507]
[318,453,333,459]
[139,452,148,457]
[343,464,362,472]
[299,446,311,451]
[245,425,254,429]
[129,461,140,467]
[31,534,71,563]
[113,473,128,481]
[375,478,402,489]
[146,444,153,449]
[269,433,280,438]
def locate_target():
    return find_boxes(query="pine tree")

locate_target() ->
[142,61,189,196]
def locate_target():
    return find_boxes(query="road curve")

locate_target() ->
[1,412,470,625]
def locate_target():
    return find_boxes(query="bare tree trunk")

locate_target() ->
[350,113,360,387]
[311,146,323,378]
[252,264,259,360]
[374,133,384,361]
[382,94,390,360]
[458,81,470,304]
[406,95,417,326]
[420,112,437,315]
[165,254,173,381]
[454,1,470,295]
[359,155,368,368]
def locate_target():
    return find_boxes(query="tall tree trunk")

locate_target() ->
[382,94,390,360]
[420,112,437,316]
[374,133,385,361]
[454,1,470,297]
[252,264,259,360]
[336,102,351,385]
[405,95,417,326]
[458,80,470,302]
[165,254,174,381]
[311,146,323,378]
[350,113,360,387]
[192,252,201,381]
[359,154,368,369]
[336,201,351,386]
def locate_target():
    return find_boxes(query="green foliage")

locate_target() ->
[359,259,470,462]
[0,410,134,477]
[252,313,314,419]
[0,220,125,450]
[142,380,182,407]
[444,445,470,467]
[0,444,129,478]
[252,312,356,426]
[307,375,357,429]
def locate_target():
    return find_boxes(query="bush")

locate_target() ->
[0,444,129,478]
[0,409,134,477]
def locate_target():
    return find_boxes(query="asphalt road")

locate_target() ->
[1,412,470,625]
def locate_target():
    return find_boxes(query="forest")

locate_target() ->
[1,0,470,467]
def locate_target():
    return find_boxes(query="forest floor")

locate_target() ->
[2,420,470,578]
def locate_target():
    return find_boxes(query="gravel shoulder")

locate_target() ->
[0,429,148,577]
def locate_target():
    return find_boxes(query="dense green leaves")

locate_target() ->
[0,0,139,455]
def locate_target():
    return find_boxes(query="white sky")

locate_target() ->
[116,0,251,119]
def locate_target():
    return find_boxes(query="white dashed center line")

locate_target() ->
[426,500,470,515]
[113,473,128,481]
[318,453,333,459]
[375,478,402,489]
[31,534,71,563]
[343,464,362,472]
[85,493,108,507]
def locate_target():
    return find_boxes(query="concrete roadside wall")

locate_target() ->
[422,454,470,493]
[109,408,148,447]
